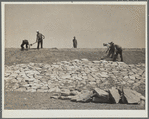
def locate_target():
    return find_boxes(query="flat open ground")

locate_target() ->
[4,48,146,110]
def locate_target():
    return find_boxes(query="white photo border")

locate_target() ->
[2,1,148,118]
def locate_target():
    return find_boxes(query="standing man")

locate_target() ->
[36,30,45,49]
[21,39,29,50]
[113,44,123,62]
[73,36,77,48]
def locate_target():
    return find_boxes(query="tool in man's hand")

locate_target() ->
[28,42,37,49]
[30,41,37,46]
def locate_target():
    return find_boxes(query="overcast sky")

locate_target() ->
[5,3,146,48]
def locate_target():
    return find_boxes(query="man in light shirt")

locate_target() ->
[36,30,45,49]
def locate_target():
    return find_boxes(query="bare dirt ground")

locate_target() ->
[4,48,146,110]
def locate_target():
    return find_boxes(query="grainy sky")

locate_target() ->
[5,3,146,48]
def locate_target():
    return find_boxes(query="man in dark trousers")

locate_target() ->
[36,30,45,49]
[102,42,115,59]
[113,44,123,62]
[106,42,115,58]
[21,39,29,50]
[73,36,77,48]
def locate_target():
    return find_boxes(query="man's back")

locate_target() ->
[115,44,122,51]
[22,40,29,44]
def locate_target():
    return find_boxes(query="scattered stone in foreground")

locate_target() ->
[54,87,145,104]
[109,87,121,103]
[92,97,109,103]
[71,90,95,102]
[123,89,145,104]
[93,88,109,103]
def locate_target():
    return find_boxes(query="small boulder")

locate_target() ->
[93,88,109,103]
[70,90,81,96]
[61,89,71,96]
[92,97,109,103]
[123,89,141,104]
[100,74,109,78]
[48,86,61,93]
[76,91,94,102]
[51,93,61,99]
[81,59,89,62]
[109,87,121,103]
[92,61,101,63]
[50,95,60,99]
[60,96,72,100]
[25,77,35,82]
[61,74,71,79]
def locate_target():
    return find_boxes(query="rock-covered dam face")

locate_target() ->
[4,59,145,104]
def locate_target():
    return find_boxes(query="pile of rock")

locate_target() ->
[4,59,145,104]
[51,87,145,104]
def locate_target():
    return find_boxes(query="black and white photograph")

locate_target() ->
[2,1,148,118]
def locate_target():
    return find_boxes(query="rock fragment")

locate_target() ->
[109,87,120,103]
[123,89,141,104]
[61,89,71,96]
[93,88,109,101]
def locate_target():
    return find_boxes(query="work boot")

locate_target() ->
[21,47,24,51]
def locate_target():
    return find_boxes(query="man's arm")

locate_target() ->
[106,43,110,53]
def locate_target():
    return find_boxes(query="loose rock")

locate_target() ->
[4,59,145,105]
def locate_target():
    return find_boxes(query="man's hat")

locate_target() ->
[36,30,39,33]
[103,43,107,46]
[109,41,114,44]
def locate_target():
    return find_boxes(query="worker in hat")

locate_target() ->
[73,36,77,48]
[36,30,45,49]
[103,42,115,58]
[107,42,115,58]
[21,39,29,50]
